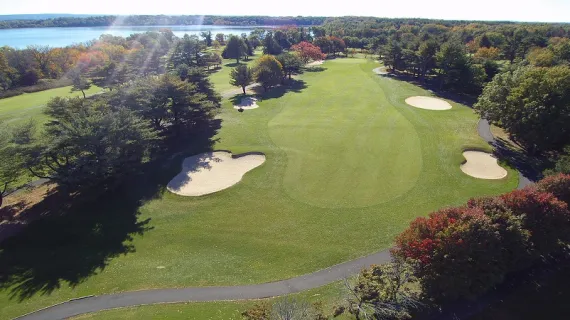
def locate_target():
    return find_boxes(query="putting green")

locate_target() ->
[269,62,422,208]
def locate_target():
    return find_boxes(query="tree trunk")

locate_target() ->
[81,90,86,99]
[242,86,246,95]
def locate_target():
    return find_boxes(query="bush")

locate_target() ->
[536,173,570,207]
[500,188,570,256]
[346,261,420,320]
[393,207,506,301]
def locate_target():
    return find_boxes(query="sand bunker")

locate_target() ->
[306,60,324,67]
[233,97,259,110]
[373,67,388,75]
[460,151,507,179]
[167,151,266,196]
[405,96,452,110]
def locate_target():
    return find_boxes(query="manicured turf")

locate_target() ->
[0,58,517,319]
[0,85,102,124]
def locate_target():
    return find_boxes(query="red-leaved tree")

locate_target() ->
[393,207,505,301]
[535,173,570,208]
[500,188,570,255]
[467,196,532,270]
[290,41,326,64]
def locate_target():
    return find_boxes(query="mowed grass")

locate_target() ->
[0,85,102,125]
[0,59,517,318]
[269,61,422,208]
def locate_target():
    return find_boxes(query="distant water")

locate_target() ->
[0,25,267,48]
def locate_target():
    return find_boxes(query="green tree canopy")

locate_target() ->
[222,35,248,63]
[475,65,570,152]
[230,65,253,95]
[276,52,303,80]
[254,55,283,91]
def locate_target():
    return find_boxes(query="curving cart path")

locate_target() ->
[14,109,531,320]
[16,251,391,319]
[477,119,533,189]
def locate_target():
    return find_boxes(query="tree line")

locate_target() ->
[0,15,326,29]
[0,29,225,97]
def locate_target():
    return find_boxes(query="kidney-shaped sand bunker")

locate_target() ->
[460,151,507,180]
[167,151,266,196]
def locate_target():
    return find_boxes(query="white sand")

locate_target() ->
[306,60,324,67]
[405,96,453,110]
[373,67,388,75]
[460,151,507,180]
[233,97,259,110]
[167,151,266,196]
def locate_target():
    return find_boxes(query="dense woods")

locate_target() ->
[0,15,326,29]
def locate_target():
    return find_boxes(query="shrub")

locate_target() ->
[241,302,270,320]
[535,173,570,207]
[393,207,506,301]
[346,261,420,320]
[500,188,570,255]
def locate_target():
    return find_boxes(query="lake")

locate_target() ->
[0,25,268,48]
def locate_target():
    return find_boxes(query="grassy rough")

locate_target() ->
[0,85,102,125]
[0,59,517,319]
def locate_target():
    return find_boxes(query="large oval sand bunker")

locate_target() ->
[460,151,507,179]
[167,151,266,196]
[405,96,452,110]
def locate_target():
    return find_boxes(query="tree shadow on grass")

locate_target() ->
[0,182,155,301]
[252,79,308,101]
[224,62,245,68]
[303,66,327,72]
[0,118,222,302]
[228,94,254,106]
[492,138,549,184]
[385,71,479,107]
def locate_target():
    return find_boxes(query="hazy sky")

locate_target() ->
[2,0,570,23]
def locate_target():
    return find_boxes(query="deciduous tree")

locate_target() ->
[229,64,253,95]
[200,31,213,47]
[70,68,91,98]
[474,65,570,152]
[393,207,506,301]
[290,41,325,64]
[277,52,303,80]
[222,36,248,63]
[262,32,283,55]
[254,55,283,91]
